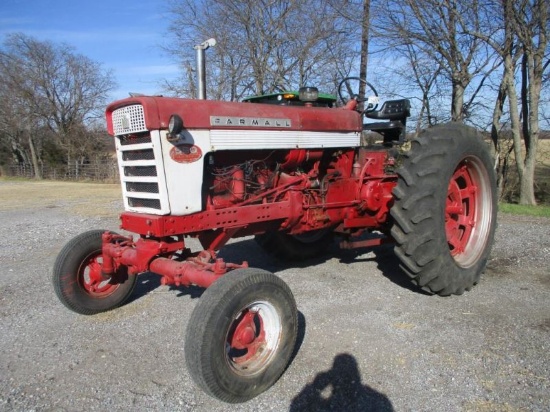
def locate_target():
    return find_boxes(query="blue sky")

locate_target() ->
[1,0,180,101]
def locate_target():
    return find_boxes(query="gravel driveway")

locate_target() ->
[0,181,548,411]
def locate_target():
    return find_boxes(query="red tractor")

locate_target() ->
[52,43,497,403]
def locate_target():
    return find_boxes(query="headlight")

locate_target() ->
[299,87,319,102]
[168,114,183,136]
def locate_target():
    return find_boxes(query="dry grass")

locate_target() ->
[0,179,122,217]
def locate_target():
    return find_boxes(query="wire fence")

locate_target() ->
[6,162,119,183]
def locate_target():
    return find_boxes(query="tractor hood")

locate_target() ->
[106,96,362,136]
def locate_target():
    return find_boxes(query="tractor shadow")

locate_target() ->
[128,233,429,304]
[290,311,307,364]
[217,236,429,296]
[339,243,431,296]
[128,271,205,303]
[289,353,394,412]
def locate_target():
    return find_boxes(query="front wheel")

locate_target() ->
[390,123,497,296]
[184,268,298,403]
[52,230,137,315]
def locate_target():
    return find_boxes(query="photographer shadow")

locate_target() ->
[289,353,394,412]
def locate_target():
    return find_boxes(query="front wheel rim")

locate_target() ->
[445,156,493,268]
[78,252,120,297]
[225,300,282,377]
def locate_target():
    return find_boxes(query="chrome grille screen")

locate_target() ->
[112,104,147,136]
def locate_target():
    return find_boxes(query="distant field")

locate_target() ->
[0,180,121,216]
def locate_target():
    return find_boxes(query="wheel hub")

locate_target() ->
[231,311,262,349]
[444,156,493,268]
[80,254,119,297]
[225,301,281,376]
[446,162,477,256]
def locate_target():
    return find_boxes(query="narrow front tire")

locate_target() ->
[184,268,298,403]
[52,230,137,315]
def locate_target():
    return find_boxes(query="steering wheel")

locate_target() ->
[337,76,379,113]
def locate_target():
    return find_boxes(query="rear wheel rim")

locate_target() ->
[225,300,281,376]
[445,156,493,268]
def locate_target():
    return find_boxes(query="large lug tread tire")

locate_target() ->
[390,123,497,296]
[255,230,334,261]
[184,268,298,403]
[52,230,137,315]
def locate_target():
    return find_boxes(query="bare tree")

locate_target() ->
[359,0,371,101]
[471,0,548,205]
[512,0,549,205]
[166,0,358,100]
[0,33,116,178]
[372,0,496,122]
[473,0,522,200]
[405,46,444,133]
[0,72,43,178]
[326,0,371,107]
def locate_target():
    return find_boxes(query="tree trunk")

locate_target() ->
[518,53,542,206]
[450,79,465,122]
[519,154,537,205]
[491,78,507,199]
[415,102,426,136]
[491,80,507,151]
[358,0,370,108]
[505,59,524,203]
[510,0,546,205]
[520,54,530,149]
[28,134,42,180]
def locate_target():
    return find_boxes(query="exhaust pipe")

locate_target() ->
[194,38,216,100]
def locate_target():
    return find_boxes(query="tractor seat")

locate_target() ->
[363,120,404,132]
[366,99,411,121]
[363,99,411,145]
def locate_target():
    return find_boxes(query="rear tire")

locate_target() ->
[184,268,298,403]
[255,230,333,261]
[52,230,137,315]
[390,123,497,295]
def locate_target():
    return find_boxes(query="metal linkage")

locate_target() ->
[100,232,248,289]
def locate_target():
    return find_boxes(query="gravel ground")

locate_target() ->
[0,181,549,412]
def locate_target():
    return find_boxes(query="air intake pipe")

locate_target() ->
[194,38,216,99]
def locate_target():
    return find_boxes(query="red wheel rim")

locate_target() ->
[78,252,120,297]
[225,301,281,376]
[445,156,493,267]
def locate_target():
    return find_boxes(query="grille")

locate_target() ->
[123,166,157,177]
[112,104,147,136]
[126,182,159,193]
[119,134,152,146]
[127,197,161,209]
[115,129,169,214]
[122,149,155,161]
